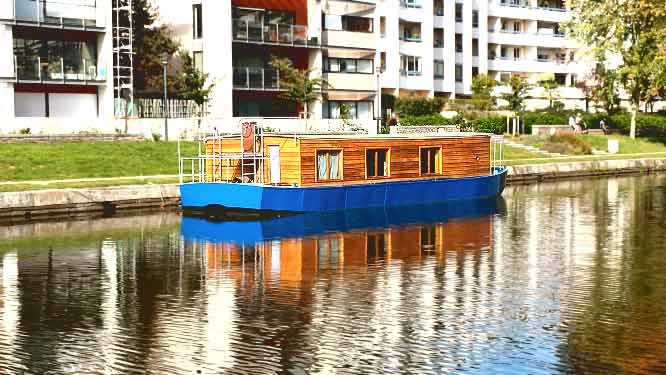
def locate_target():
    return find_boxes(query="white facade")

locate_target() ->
[0,0,114,132]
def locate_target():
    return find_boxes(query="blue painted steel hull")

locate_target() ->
[180,167,507,214]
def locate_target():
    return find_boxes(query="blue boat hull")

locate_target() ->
[180,167,507,215]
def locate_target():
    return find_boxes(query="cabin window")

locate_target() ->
[316,150,342,181]
[420,147,441,175]
[366,148,389,178]
[421,226,436,251]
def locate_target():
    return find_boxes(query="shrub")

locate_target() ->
[399,114,451,126]
[471,116,505,134]
[543,134,592,155]
[395,97,445,116]
[19,128,31,135]
[152,132,162,142]
[610,114,666,139]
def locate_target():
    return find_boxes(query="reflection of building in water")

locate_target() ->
[202,216,493,283]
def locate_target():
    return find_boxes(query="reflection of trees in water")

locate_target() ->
[527,175,666,374]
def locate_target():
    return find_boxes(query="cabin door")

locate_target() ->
[269,145,281,184]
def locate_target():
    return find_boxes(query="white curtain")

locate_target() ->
[329,152,339,179]
[317,152,328,180]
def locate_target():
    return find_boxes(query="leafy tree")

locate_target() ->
[471,74,497,110]
[540,79,559,109]
[132,0,180,94]
[501,76,531,112]
[269,56,326,117]
[567,0,666,138]
[592,65,622,115]
[176,51,214,107]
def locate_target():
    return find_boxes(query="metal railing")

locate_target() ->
[6,0,101,28]
[13,55,104,83]
[498,0,566,11]
[400,0,422,8]
[233,68,281,90]
[232,19,311,46]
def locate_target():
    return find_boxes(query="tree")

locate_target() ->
[501,76,531,113]
[567,0,666,138]
[592,66,622,115]
[540,79,559,109]
[132,0,180,94]
[471,74,497,110]
[268,56,326,117]
[177,51,214,107]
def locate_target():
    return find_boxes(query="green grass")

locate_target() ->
[503,145,551,160]
[0,177,180,192]
[0,141,197,182]
[580,135,666,154]
[503,152,666,166]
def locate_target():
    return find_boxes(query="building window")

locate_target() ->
[324,58,373,74]
[325,15,373,33]
[400,55,422,76]
[193,4,203,39]
[472,11,479,27]
[472,39,479,57]
[366,149,389,178]
[403,0,422,8]
[434,61,444,79]
[455,64,463,82]
[193,51,203,72]
[316,150,343,181]
[420,147,441,175]
[324,101,372,119]
[265,10,295,25]
[455,3,463,22]
[455,34,462,52]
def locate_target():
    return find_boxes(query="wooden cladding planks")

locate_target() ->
[299,136,491,186]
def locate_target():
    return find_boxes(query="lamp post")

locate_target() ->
[162,53,169,141]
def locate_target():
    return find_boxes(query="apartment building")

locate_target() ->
[0,0,114,121]
[157,0,587,126]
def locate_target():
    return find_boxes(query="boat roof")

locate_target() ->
[210,132,494,140]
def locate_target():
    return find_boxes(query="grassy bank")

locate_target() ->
[0,141,197,182]
[580,135,666,154]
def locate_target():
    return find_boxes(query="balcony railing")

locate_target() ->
[400,70,423,77]
[13,55,105,83]
[400,36,422,43]
[3,0,102,29]
[498,0,566,12]
[400,0,422,9]
[232,19,314,46]
[434,9,444,16]
[233,67,282,90]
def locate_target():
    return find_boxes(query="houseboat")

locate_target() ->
[179,124,507,217]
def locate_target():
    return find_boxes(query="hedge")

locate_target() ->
[610,114,666,139]
[470,117,506,134]
[399,114,453,126]
[395,97,445,117]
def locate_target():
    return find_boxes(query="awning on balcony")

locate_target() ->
[323,48,375,59]
[325,90,376,101]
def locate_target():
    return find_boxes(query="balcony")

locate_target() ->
[232,20,316,47]
[233,67,282,91]
[488,56,575,73]
[488,29,575,48]
[400,0,422,9]
[11,55,106,84]
[0,0,104,30]
[489,1,571,23]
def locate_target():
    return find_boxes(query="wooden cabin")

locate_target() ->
[204,133,491,186]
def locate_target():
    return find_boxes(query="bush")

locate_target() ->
[400,114,452,126]
[542,134,592,155]
[152,132,162,142]
[471,116,505,134]
[395,97,445,116]
[610,114,666,139]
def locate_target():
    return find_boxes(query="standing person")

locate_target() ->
[600,119,609,135]
[575,113,584,133]
[569,115,577,133]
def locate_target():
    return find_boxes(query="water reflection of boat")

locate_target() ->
[181,197,504,245]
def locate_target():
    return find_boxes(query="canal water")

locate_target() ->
[0,175,665,374]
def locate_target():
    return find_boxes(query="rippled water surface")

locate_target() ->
[1,175,666,374]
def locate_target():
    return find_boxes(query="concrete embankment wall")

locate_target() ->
[506,158,666,184]
[1,158,665,224]
[0,184,180,224]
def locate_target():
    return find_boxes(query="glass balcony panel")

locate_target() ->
[247,67,263,89]
[293,25,307,45]
[16,56,40,80]
[277,24,292,43]
[247,22,263,42]
[233,68,249,88]
[265,69,280,89]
